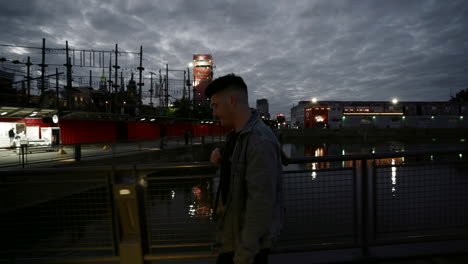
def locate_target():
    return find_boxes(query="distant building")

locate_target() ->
[291,100,468,129]
[192,54,214,104]
[256,98,270,119]
[276,113,285,123]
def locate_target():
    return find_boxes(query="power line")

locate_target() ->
[0,43,140,54]
[0,66,27,75]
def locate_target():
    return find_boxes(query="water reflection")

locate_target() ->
[311,163,317,180]
[391,159,397,196]
[188,185,213,218]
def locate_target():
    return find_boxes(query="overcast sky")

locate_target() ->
[1,0,467,119]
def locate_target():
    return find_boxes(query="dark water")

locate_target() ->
[146,139,468,249]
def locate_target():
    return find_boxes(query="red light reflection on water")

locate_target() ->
[189,185,212,219]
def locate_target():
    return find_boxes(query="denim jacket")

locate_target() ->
[214,109,284,264]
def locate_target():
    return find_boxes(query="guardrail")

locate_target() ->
[0,134,225,168]
[0,148,467,263]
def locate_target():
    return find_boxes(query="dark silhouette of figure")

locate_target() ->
[184,129,191,146]
[8,128,15,147]
[160,126,166,149]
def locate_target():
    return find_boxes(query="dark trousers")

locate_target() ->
[216,249,269,264]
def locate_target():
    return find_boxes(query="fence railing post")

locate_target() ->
[74,143,81,161]
[20,144,26,168]
[113,183,145,264]
[360,158,369,259]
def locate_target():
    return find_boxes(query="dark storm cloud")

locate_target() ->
[1,0,468,118]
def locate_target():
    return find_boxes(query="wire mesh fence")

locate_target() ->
[0,149,467,262]
[278,167,356,249]
[144,171,217,254]
[373,155,468,243]
[0,171,116,260]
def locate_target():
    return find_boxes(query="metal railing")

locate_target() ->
[0,135,225,168]
[0,148,467,263]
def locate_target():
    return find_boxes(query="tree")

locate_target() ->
[172,98,192,118]
[450,88,468,104]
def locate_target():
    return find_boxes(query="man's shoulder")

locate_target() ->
[246,119,278,146]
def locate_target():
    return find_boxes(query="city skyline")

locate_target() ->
[1,0,468,119]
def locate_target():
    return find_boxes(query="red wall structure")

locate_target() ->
[165,122,192,137]
[127,122,160,140]
[60,120,117,144]
[2,117,231,144]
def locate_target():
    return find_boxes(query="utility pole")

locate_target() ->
[137,46,144,108]
[159,69,162,107]
[39,38,47,94]
[65,41,72,110]
[149,72,155,107]
[89,69,92,88]
[26,56,32,103]
[113,44,120,93]
[107,53,112,93]
[55,68,59,109]
[165,64,169,108]
[120,71,124,93]
[120,71,125,115]
[186,67,191,102]
[89,70,93,107]
[183,70,186,100]
[193,72,196,109]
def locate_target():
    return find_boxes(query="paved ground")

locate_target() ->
[0,135,224,169]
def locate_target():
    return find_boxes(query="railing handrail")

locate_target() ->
[0,161,215,175]
[2,147,467,175]
[289,147,468,163]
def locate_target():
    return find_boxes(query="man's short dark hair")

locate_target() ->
[204,73,247,98]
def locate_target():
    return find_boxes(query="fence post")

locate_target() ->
[20,144,26,168]
[360,159,369,259]
[113,184,145,264]
[74,143,81,161]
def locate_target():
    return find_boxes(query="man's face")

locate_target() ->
[210,92,234,128]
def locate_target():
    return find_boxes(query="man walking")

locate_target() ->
[8,128,15,147]
[207,74,283,264]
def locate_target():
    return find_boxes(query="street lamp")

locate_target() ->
[392,98,398,104]
[312,97,317,103]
